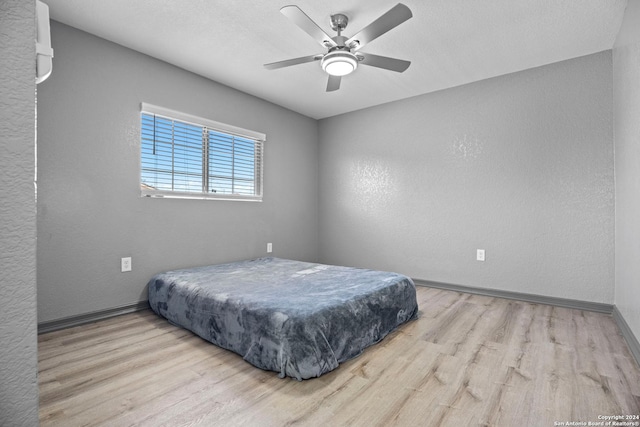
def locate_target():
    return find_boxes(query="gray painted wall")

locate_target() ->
[0,0,39,425]
[37,22,319,322]
[318,51,614,304]
[613,0,640,345]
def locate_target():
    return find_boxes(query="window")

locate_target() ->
[140,103,265,201]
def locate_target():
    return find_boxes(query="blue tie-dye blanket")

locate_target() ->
[148,257,418,380]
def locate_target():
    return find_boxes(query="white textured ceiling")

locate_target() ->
[43,0,627,119]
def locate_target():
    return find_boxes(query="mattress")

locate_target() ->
[147,257,418,380]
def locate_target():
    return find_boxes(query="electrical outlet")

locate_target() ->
[476,249,485,262]
[267,243,273,253]
[121,257,132,272]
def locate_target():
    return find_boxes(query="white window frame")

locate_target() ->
[140,103,265,202]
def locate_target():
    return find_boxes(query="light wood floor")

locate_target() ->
[39,286,640,427]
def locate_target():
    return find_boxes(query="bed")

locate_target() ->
[147,257,418,380]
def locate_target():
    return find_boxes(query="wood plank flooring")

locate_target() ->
[38,286,640,427]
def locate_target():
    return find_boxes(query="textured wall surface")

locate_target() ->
[613,0,640,346]
[0,0,40,425]
[37,22,319,322]
[319,52,614,303]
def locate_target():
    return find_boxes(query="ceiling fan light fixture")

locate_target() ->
[321,51,358,76]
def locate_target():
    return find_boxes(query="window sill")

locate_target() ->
[141,191,262,202]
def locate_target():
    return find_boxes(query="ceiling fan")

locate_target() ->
[264,3,413,92]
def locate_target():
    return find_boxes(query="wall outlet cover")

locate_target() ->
[121,257,132,272]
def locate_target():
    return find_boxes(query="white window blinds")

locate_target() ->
[140,103,265,201]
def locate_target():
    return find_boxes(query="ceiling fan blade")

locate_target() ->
[280,5,338,48]
[346,3,412,50]
[326,75,341,92]
[264,54,322,70]
[358,52,411,73]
